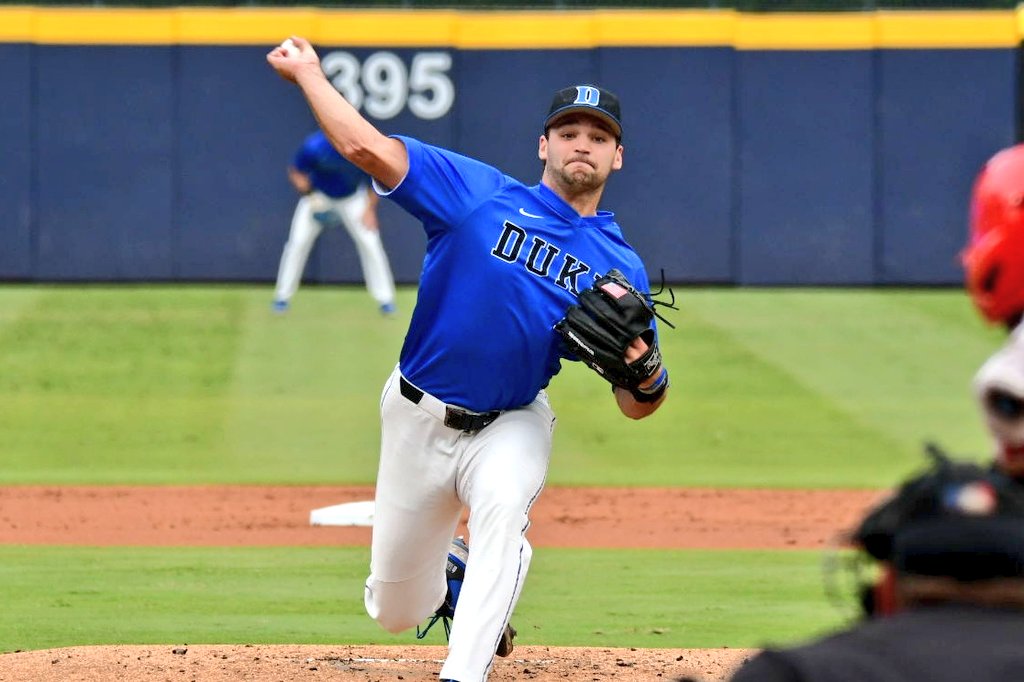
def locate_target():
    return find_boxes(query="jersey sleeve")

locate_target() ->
[383,136,510,237]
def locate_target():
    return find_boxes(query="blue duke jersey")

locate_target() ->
[294,131,369,199]
[382,136,654,413]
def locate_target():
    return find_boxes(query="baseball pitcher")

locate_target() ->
[269,38,670,682]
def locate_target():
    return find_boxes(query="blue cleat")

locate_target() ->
[416,537,515,657]
[380,302,396,316]
[271,300,289,313]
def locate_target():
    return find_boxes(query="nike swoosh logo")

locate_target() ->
[519,208,544,219]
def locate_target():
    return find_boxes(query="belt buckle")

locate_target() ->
[444,407,472,432]
[444,407,499,433]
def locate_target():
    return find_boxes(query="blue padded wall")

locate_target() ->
[175,46,306,281]
[7,42,1020,286]
[34,46,175,280]
[736,51,875,285]
[876,49,1017,285]
[0,44,32,278]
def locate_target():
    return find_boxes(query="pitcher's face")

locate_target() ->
[540,115,623,193]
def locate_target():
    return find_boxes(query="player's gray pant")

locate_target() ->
[365,367,555,682]
[274,189,395,306]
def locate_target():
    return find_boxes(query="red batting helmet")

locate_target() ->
[964,144,1024,326]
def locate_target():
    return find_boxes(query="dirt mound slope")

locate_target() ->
[0,644,756,682]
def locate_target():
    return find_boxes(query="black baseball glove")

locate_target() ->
[554,269,664,394]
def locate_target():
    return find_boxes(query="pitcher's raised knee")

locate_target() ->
[364,580,439,633]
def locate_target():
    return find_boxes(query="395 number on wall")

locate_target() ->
[321,50,455,121]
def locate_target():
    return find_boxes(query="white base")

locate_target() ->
[310,500,375,527]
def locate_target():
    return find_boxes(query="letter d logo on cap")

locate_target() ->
[574,86,600,106]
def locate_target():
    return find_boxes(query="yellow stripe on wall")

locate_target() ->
[177,8,317,45]
[458,11,597,49]
[0,6,33,42]
[0,6,1021,50]
[318,10,459,47]
[735,13,876,50]
[598,9,737,48]
[32,8,177,44]
[878,11,1020,48]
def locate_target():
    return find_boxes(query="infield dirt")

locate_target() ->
[0,485,879,681]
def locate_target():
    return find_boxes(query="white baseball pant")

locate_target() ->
[364,366,555,682]
[274,189,396,306]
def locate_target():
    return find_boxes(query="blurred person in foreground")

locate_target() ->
[727,448,1024,682]
[963,144,1024,480]
[724,144,1024,682]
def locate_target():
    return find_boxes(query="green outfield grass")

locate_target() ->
[0,284,1002,487]
[0,545,847,653]
[0,284,1001,656]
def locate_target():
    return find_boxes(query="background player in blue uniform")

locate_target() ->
[273,130,397,314]
[268,38,668,682]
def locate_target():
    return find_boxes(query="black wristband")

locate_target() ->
[629,368,668,403]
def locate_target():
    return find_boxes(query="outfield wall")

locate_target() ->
[0,8,1018,286]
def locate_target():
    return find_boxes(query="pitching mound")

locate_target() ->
[0,644,755,681]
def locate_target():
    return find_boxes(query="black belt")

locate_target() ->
[399,376,501,433]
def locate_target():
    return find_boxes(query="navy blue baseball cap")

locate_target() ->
[544,85,622,139]
[855,447,1024,581]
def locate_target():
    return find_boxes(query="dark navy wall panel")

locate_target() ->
[599,47,733,283]
[0,44,32,278]
[11,43,1021,286]
[35,47,175,280]
[175,46,308,281]
[737,51,875,285]
[877,49,1016,285]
